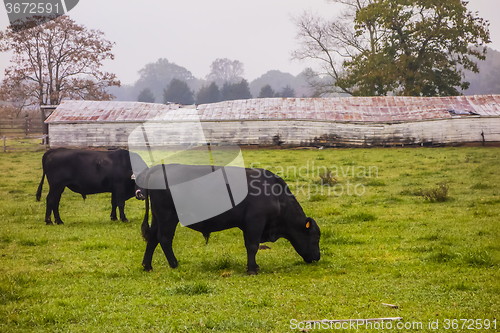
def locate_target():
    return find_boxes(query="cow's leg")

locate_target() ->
[117,199,128,222]
[110,192,118,221]
[47,187,65,225]
[44,193,53,225]
[244,235,260,275]
[142,215,159,271]
[113,187,129,222]
[243,220,266,275]
[157,212,179,268]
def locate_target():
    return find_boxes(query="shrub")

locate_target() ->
[420,182,449,202]
[314,168,338,186]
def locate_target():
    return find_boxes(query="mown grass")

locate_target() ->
[0,147,499,332]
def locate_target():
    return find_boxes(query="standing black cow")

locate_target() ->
[135,164,320,275]
[36,148,147,225]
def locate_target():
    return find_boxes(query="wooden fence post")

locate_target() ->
[25,117,29,136]
[3,136,6,152]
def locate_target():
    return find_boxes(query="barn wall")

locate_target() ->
[48,117,500,148]
[48,123,138,148]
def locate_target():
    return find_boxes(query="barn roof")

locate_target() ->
[45,95,500,124]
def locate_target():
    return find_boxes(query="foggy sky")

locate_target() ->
[1,0,499,85]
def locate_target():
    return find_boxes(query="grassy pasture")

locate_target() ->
[0,147,499,332]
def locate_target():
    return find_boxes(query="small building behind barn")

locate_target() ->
[45,95,500,148]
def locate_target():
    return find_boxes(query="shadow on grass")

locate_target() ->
[425,248,496,267]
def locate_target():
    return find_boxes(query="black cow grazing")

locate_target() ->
[36,148,147,225]
[135,164,320,275]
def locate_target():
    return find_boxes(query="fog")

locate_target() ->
[1,0,499,85]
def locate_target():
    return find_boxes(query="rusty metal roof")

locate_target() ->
[45,100,183,123]
[45,95,500,124]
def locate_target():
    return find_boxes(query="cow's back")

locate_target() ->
[145,165,287,233]
[43,149,133,195]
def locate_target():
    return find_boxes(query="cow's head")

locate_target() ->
[288,217,321,263]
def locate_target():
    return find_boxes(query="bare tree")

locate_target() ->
[0,80,35,117]
[291,0,381,95]
[0,15,120,107]
[206,58,245,87]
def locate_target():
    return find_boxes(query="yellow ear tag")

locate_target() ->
[306,222,310,229]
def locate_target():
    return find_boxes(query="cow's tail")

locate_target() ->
[36,152,48,202]
[141,190,150,242]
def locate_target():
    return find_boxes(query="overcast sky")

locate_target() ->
[1,0,499,85]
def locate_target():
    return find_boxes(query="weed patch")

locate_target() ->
[365,179,386,186]
[19,238,48,246]
[309,194,328,202]
[313,168,338,186]
[471,183,490,190]
[425,249,456,263]
[336,212,377,224]
[80,242,110,251]
[419,182,450,202]
[459,250,495,267]
[169,282,214,296]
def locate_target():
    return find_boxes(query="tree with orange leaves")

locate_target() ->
[0,15,120,107]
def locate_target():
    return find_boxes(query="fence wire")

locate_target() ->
[2,135,48,153]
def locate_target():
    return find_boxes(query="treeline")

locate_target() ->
[109,58,312,105]
[139,80,300,105]
[464,47,500,95]
[112,47,500,105]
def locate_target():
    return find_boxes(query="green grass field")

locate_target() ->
[0,147,499,332]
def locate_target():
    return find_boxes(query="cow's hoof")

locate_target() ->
[247,270,258,275]
[246,265,260,271]
[55,220,64,225]
[45,220,53,225]
[142,263,153,272]
[121,218,130,223]
[110,216,117,221]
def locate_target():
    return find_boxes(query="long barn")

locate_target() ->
[45,95,500,148]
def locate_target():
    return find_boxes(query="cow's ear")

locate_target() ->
[305,217,313,229]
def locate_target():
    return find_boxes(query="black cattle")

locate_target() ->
[36,148,147,225]
[135,164,320,275]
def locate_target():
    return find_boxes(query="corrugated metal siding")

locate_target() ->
[46,95,500,124]
[47,117,500,148]
[45,96,500,148]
